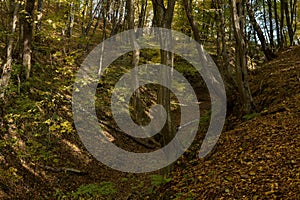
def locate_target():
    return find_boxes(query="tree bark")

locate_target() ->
[36,0,43,32]
[283,0,297,45]
[267,0,274,48]
[274,0,281,47]
[137,0,147,38]
[127,0,142,124]
[67,2,75,38]
[231,0,253,114]
[280,0,286,47]
[183,0,201,44]
[246,1,276,60]
[23,0,35,79]
[262,0,271,46]
[151,0,176,175]
[0,0,19,97]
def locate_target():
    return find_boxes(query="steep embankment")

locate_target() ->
[156,46,300,199]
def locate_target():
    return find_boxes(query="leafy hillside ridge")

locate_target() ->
[155,46,300,199]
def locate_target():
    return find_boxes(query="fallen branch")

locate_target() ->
[99,119,160,149]
[38,165,88,175]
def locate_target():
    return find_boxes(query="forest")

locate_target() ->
[0,0,299,199]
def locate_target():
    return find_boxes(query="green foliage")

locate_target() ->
[243,112,259,121]
[147,174,172,195]
[131,181,144,190]
[174,57,199,78]
[0,167,22,185]
[200,110,211,124]
[54,182,117,199]
[198,110,211,132]
[139,49,161,64]
[74,182,117,197]
[150,174,172,186]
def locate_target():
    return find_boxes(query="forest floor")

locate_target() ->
[0,45,299,199]
[153,46,300,199]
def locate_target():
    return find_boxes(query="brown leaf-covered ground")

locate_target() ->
[154,46,300,199]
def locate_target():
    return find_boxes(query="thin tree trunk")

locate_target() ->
[231,0,253,114]
[0,0,19,97]
[267,0,274,48]
[283,0,294,45]
[262,0,271,45]
[98,1,108,76]
[67,2,75,38]
[218,0,236,90]
[91,7,102,37]
[127,0,142,124]
[284,0,297,45]
[246,1,276,60]
[81,0,89,37]
[84,0,102,37]
[280,0,286,47]
[36,0,43,32]
[23,0,35,79]
[137,0,147,37]
[151,0,176,175]
[183,0,201,44]
[291,0,297,43]
[274,0,281,47]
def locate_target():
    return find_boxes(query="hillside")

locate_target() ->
[0,43,299,199]
[154,46,300,199]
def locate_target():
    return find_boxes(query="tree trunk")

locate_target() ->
[110,0,122,37]
[67,2,75,38]
[231,0,253,114]
[267,0,274,48]
[98,0,109,76]
[291,0,297,44]
[84,0,102,37]
[127,0,142,124]
[283,0,293,45]
[137,0,147,38]
[81,0,89,37]
[274,0,281,47]
[0,0,19,97]
[280,0,286,47]
[36,0,43,32]
[151,0,176,175]
[246,1,276,60]
[283,0,297,45]
[262,0,271,45]
[183,0,201,44]
[23,0,35,79]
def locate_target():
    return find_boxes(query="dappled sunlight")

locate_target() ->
[61,139,92,164]
[0,0,299,198]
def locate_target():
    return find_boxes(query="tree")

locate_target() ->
[36,0,43,32]
[151,0,176,174]
[0,0,20,97]
[22,0,35,79]
[183,0,201,44]
[231,0,253,114]
[137,0,148,37]
[274,0,281,47]
[246,1,276,60]
[127,0,142,124]
[267,0,274,48]
[282,0,297,45]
